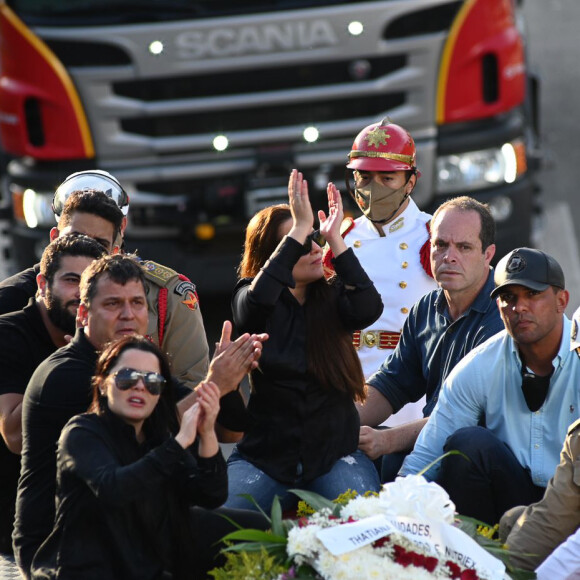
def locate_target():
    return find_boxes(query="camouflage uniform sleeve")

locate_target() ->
[502,419,580,571]
[141,261,209,389]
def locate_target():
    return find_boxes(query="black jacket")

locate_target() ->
[232,237,382,483]
[31,410,227,579]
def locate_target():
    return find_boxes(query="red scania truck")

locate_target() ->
[0,0,540,292]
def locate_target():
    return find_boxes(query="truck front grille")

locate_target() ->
[120,93,406,137]
[113,55,406,100]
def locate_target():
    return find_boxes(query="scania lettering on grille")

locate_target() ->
[175,20,338,59]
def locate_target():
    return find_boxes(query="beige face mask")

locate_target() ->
[354,181,409,223]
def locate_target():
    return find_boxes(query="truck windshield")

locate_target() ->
[8,0,388,25]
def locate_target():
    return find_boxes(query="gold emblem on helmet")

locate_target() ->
[364,127,390,148]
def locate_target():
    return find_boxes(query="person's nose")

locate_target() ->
[512,296,529,313]
[311,241,323,254]
[132,376,146,391]
[443,247,458,263]
[119,301,134,319]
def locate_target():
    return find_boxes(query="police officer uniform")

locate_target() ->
[138,259,209,389]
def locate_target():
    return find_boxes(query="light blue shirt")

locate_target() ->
[400,316,580,487]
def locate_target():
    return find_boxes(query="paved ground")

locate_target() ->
[0,552,21,579]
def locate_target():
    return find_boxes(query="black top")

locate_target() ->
[232,237,382,484]
[0,300,57,553]
[31,410,227,579]
[14,328,98,576]
[0,265,38,316]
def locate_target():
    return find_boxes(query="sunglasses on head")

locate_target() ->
[301,230,326,255]
[110,367,166,395]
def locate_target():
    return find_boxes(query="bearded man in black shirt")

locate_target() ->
[0,235,105,554]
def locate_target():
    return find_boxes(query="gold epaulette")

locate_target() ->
[139,260,178,287]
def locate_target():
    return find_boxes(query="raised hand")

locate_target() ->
[287,168,314,241]
[207,320,268,395]
[175,401,201,449]
[195,381,221,438]
[319,181,347,258]
[318,181,344,243]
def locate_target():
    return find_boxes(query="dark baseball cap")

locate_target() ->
[491,247,565,299]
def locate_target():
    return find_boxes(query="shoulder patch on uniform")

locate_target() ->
[174,280,197,297]
[140,260,178,286]
[181,290,199,311]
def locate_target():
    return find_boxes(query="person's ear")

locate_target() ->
[483,243,496,267]
[49,227,59,242]
[78,303,89,327]
[556,289,569,313]
[37,273,47,298]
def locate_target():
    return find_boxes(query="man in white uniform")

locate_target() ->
[325,119,437,426]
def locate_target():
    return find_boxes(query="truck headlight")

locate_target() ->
[21,189,55,228]
[435,139,527,195]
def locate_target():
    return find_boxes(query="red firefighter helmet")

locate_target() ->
[346,118,418,173]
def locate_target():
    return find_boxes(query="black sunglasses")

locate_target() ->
[110,367,166,395]
[301,230,326,255]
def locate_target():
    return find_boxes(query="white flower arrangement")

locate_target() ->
[211,476,519,580]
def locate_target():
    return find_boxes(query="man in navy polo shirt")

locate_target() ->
[357,196,504,481]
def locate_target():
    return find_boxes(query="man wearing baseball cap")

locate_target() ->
[399,248,580,525]
[497,304,580,573]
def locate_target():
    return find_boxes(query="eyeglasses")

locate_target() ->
[301,230,326,255]
[110,367,166,395]
[52,170,130,217]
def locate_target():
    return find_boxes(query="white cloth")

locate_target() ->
[536,527,580,580]
[343,200,438,426]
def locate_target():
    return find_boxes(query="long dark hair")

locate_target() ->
[239,204,366,402]
[89,335,180,438]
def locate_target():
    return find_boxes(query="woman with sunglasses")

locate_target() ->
[224,169,383,512]
[31,335,231,579]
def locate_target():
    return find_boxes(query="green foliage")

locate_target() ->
[208,547,287,580]
[416,449,470,477]
[455,515,536,580]
[288,488,341,516]
[295,488,377,517]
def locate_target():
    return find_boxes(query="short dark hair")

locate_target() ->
[431,196,495,251]
[89,335,179,437]
[40,234,106,284]
[58,190,124,243]
[80,253,146,308]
